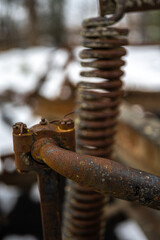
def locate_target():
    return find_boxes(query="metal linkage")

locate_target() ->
[13,118,75,240]
[63,4,128,240]
[99,0,126,20]
[61,5,129,238]
[100,0,160,16]
[13,118,160,240]
[12,2,160,240]
[31,139,160,211]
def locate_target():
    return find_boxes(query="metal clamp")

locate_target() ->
[13,117,75,240]
[13,119,160,211]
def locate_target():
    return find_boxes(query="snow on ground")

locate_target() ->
[0,46,159,97]
[115,220,148,240]
[0,104,40,156]
[0,45,156,240]
[0,47,53,94]
[64,0,97,27]
[3,236,37,240]
[0,45,160,156]
[0,182,21,215]
[124,46,160,91]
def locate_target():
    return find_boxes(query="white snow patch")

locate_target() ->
[115,220,148,240]
[64,0,97,27]
[123,46,160,91]
[0,46,159,97]
[0,183,21,215]
[0,47,53,94]
[0,46,159,155]
[3,236,37,240]
[40,68,66,99]
[0,104,40,155]
[50,49,69,67]
[0,114,13,155]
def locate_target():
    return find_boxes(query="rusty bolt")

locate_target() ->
[13,122,28,135]
[58,118,74,130]
[13,124,20,134]
[40,118,47,125]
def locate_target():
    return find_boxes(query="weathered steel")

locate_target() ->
[98,0,126,22]
[31,140,160,211]
[101,0,160,15]
[13,117,75,240]
[84,0,160,28]
[62,16,129,240]
[37,168,62,240]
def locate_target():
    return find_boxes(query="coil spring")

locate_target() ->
[63,17,128,240]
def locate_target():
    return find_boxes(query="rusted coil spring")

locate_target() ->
[63,19,128,240]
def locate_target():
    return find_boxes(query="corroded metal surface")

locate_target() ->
[98,0,126,21]
[84,0,160,28]
[13,116,160,240]
[31,140,160,211]
[12,2,160,239]
[63,180,106,240]
[13,117,75,240]
[64,15,128,240]
[13,118,75,171]
[77,22,128,158]
[101,0,160,16]
[37,168,62,240]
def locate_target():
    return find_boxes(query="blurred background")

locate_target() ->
[0,0,160,240]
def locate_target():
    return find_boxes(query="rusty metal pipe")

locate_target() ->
[31,139,160,211]
[101,0,160,15]
[37,169,62,240]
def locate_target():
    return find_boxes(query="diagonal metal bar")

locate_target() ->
[100,0,160,15]
[31,139,160,211]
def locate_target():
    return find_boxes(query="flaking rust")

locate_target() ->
[12,117,75,240]
[12,1,160,239]
[31,140,160,211]
[101,0,160,15]
[13,117,160,240]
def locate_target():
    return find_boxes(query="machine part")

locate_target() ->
[62,4,128,238]
[37,168,62,240]
[100,0,160,16]
[13,118,75,240]
[13,117,160,240]
[31,140,160,211]
[98,0,125,20]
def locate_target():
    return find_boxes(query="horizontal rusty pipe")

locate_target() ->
[31,138,160,211]
[101,0,160,15]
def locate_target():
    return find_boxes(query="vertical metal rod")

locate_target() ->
[98,0,104,16]
[37,168,62,240]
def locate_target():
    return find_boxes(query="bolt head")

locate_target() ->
[13,122,28,134]
[59,118,74,130]
[40,117,47,125]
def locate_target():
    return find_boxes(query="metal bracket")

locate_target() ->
[100,0,160,15]
[13,118,75,240]
[98,0,126,22]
